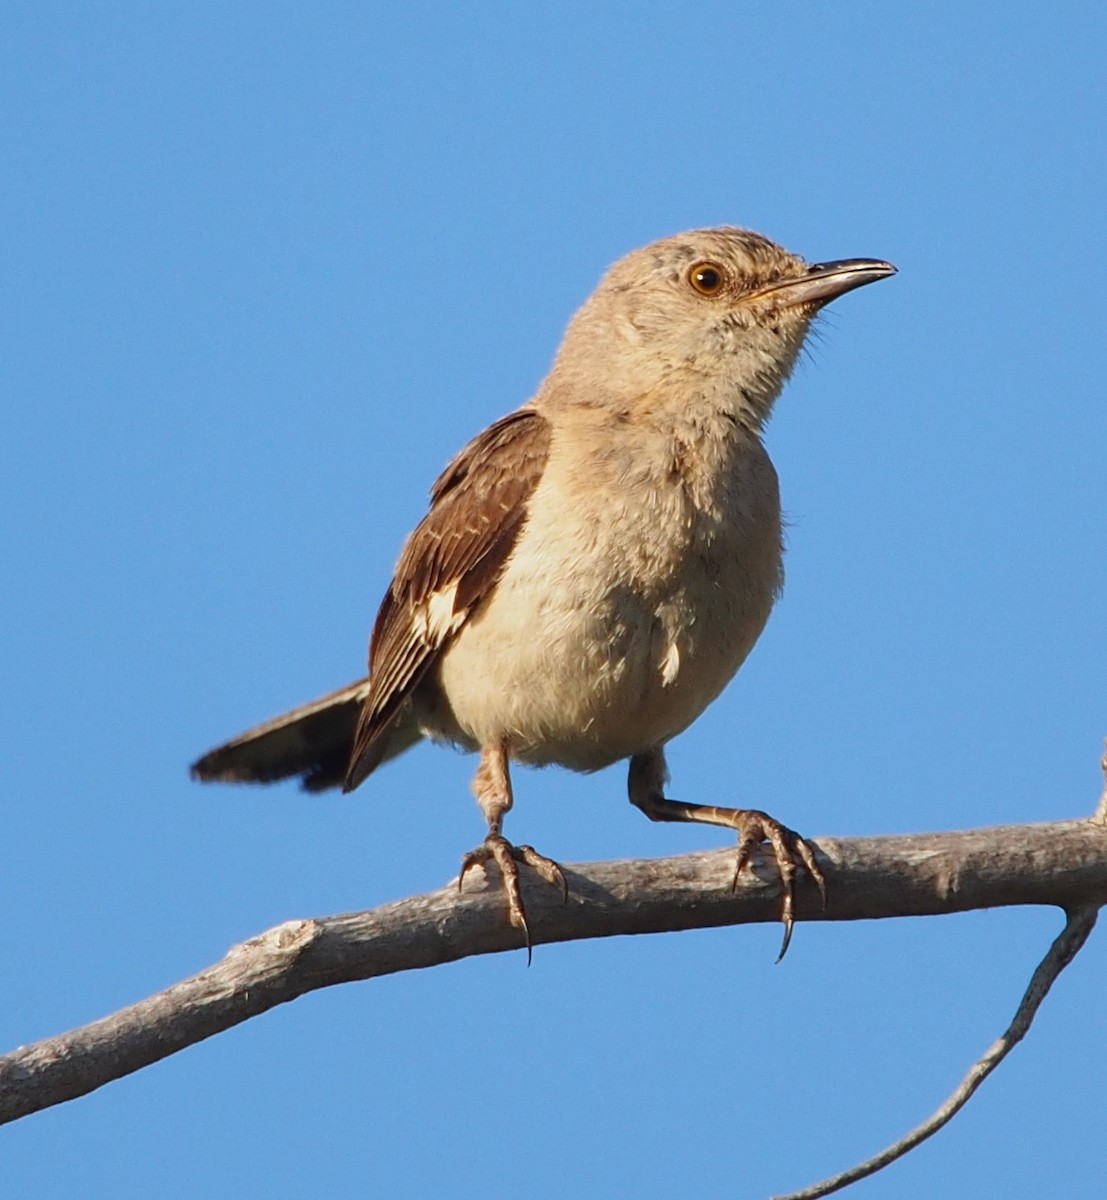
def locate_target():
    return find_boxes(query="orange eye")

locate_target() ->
[688,261,726,296]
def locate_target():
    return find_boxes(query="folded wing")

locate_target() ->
[344,407,552,790]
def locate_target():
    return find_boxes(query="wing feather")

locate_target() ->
[343,407,551,790]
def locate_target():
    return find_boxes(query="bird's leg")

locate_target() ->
[628,747,826,960]
[459,740,567,959]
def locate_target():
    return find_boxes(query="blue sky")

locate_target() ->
[3,4,1106,1197]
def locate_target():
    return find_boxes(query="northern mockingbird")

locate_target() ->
[192,226,894,957]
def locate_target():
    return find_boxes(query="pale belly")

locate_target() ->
[414,436,783,771]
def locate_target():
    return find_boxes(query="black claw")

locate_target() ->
[775,918,794,964]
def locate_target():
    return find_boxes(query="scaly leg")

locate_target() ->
[459,740,566,960]
[628,747,826,961]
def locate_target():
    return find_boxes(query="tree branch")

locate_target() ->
[2,817,1106,1128]
[773,902,1100,1200]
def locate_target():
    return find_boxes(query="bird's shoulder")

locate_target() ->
[388,405,552,621]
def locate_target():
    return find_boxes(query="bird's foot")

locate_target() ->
[726,808,826,962]
[459,833,567,962]
[627,751,825,960]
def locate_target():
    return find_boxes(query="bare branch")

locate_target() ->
[773,902,1100,1200]
[1,817,1106,1129]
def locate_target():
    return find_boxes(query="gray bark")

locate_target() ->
[2,818,1106,1126]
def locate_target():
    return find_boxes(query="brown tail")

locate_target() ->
[190,678,423,793]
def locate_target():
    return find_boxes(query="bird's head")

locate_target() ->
[550,226,895,431]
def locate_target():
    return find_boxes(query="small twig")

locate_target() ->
[772,902,1100,1200]
[1091,744,1107,826]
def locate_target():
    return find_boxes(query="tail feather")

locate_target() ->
[190,678,422,793]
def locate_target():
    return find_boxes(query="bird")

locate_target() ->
[192,226,895,958]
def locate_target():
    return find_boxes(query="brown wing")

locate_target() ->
[342,407,552,791]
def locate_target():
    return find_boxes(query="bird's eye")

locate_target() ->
[688,261,726,296]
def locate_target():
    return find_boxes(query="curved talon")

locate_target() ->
[724,808,825,963]
[458,833,565,965]
[515,844,569,903]
[626,756,824,960]
[458,855,479,892]
[794,836,828,910]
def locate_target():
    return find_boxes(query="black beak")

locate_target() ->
[751,258,897,309]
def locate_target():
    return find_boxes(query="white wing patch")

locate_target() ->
[412,581,465,644]
[659,639,681,686]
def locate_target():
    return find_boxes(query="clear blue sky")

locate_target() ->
[3,5,1105,1197]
